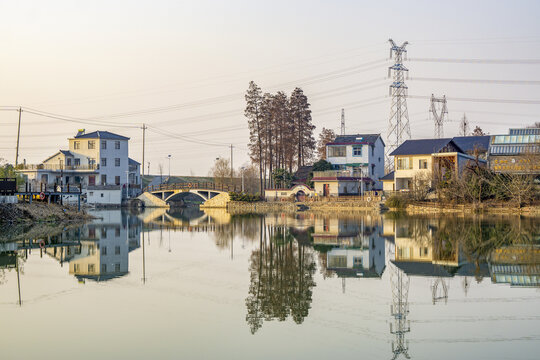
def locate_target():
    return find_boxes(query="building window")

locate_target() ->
[115,227,120,237]
[101,228,107,237]
[115,263,121,272]
[88,140,95,149]
[115,158,120,167]
[101,246,107,255]
[101,140,107,149]
[66,158,72,166]
[101,175,107,184]
[88,158,96,166]
[101,264,107,273]
[396,157,413,170]
[74,158,80,166]
[89,192,94,196]
[115,176,120,185]
[115,141,120,149]
[328,146,346,157]
[101,193,104,198]
[352,146,362,156]
[419,159,428,169]
[73,264,80,272]
[88,264,95,273]
[101,158,107,166]
[74,141,80,149]
[115,246,121,255]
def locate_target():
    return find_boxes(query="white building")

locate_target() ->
[18,130,141,205]
[325,134,385,190]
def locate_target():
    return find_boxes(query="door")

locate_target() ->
[89,176,95,186]
[323,184,329,197]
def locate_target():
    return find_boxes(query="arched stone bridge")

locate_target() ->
[140,182,239,206]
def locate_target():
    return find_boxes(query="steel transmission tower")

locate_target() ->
[386,39,411,169]
[390,264,411,359]
[459,113,469,136]
[341,108,346,135]
[429,94,449,138]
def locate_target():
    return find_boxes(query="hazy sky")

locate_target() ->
[1,0,539,175]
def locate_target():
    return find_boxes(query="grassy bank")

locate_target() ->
[0,202,94,224]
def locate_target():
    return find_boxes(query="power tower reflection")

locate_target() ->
[389,264,411,359]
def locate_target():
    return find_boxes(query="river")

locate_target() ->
[0,208,539,360]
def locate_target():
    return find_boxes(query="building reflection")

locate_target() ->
[489,245,540,287]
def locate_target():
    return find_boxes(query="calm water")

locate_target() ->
[1,208,539,360]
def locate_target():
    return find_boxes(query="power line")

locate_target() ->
[408,58,540,64]
[410,77,540,85]
[408,95,540,105]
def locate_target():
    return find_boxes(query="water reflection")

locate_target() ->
[0,208,538,359]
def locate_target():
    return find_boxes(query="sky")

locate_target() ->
[1,0,539,176]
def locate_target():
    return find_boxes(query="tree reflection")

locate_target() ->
[246,218,316,334]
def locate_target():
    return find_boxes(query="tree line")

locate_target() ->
[245,81,316,190]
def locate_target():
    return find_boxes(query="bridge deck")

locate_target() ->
[144,182,239,193]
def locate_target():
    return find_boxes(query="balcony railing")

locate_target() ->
[18,164,98,171]
[312,170,363,178]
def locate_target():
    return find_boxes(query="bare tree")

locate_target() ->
[210,158,232,185]
[316,128,336,160]
[472,126,486,136]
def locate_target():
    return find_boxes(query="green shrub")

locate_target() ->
[229,192,261,202]
[385,194,408,209]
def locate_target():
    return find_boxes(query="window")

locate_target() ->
[100,193,104,198]
[88,264,95,273]
[115,263,121,272]
[74,158,80,166]
[101,264,107,273]
[396,157,412,170]
[88,158,96,166]
[352,146,362,156]
[89,192,94,196]
[115,176,120,185]
[371,164,375,175]
[115,227,120,237]
[115,158,120,167]
[88,140,95,149]
[101,246,107,255]
[101,175,107,184]
[101,140,107,149]
[74,141,80,149]
[66,158,72,166]
[101,228,107,237]
[73,264,80,272]
[328,146,346,157]
[115,246,121,255]
[101,158,107,167]
[419,159,428,169]
[115,141,120,149]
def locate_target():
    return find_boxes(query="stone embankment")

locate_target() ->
[404,202,540,215]
[227,198,382,214]
[0,202,94,224]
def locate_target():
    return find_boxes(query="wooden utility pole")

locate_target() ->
[141,123,147,176]
[230,144,233,187]
[15,107,22,166]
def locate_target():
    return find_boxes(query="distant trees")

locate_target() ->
[316,127,336,160]
[472,126,486,136]
[210,158,232,185]
[245,81,316,190]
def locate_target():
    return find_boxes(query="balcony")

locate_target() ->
[18,164,98,171]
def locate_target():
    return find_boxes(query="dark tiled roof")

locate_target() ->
[451,136,491,153]
[328,134,382,146]
[391,261,458,277]
[390,138,463,156]
[74,131,130,140]
[380,171,394,181]
[293,166,312,182]
[129,158,140,166]
[59,150,73,157]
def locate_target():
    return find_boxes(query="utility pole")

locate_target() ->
[459,113,469,136]
[141,123,147,176]
[230,144,234,187]
[430,94,448,138]
[386,39,411,170]
[15,107,22,166]
[340,108,346,135]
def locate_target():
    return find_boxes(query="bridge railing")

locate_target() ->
[143,182,239,193]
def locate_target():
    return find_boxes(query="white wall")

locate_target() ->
[87,189,122,205]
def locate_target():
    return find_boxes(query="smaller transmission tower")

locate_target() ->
[429,94,448,138]
[341,108,346,135]
[459,113,469,136]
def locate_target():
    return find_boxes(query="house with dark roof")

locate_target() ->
[320,133,385,192]
[388,137,486,191]
[489,127,540,174]
[18,129,141,204]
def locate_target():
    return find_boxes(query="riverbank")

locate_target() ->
[0,202,94,224]
[404,201,540,215]
[227,199,382,214]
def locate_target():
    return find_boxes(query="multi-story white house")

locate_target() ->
[18,130,141,204]
[315,134,385,192]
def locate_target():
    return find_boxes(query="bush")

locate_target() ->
[229,192,261,202]
[385,194,409,209]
